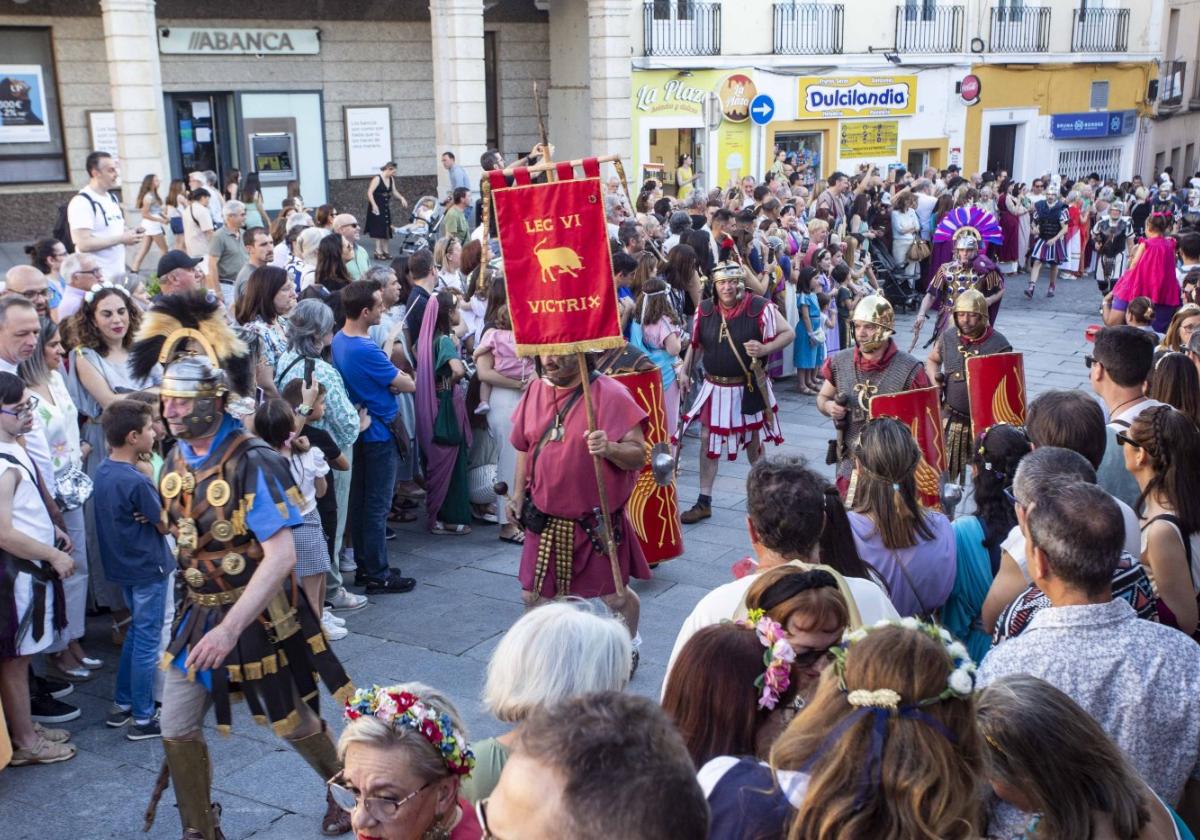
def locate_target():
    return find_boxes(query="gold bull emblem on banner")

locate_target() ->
[534,238,584,283]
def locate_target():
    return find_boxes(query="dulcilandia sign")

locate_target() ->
[797,76,917,119]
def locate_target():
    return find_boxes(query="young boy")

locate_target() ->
[94,399,172,740]
[0,372,76,766]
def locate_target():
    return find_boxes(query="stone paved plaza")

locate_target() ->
[0,270,1100,839]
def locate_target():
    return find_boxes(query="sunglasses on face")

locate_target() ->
[792,646,836,669]
[1115,431,1142,448]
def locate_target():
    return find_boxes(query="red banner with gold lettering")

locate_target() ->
[489,161,623,356]
[869,386,946,510]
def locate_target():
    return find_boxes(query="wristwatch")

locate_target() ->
[297,404,313,417]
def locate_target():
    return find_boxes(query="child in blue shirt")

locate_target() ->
[94,399,172,740]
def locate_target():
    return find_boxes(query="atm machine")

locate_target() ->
[244,117,298,190]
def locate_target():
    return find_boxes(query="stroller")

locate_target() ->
[391,195,445,255]
[869,237,921,312]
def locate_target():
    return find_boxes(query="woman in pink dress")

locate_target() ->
[1104,211,1180,332]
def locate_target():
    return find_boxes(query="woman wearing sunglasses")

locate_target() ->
[1122,405,1200,639]
[335,682,482,839]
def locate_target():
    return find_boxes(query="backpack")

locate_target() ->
[53,190,119,253]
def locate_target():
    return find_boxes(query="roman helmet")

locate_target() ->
[953,230,980,259]
[711,260,746,299]
[851,294,895,352]
[129,291,253,439]
[952,288,990,337]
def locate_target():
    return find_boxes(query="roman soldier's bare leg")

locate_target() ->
[1026,261,1041,297]
[746,430,763,464]
[681,426,718,524]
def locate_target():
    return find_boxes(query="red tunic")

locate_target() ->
[510,375,652,598]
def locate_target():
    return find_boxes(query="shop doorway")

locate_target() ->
[165,93,237,184]
[987,124,1017,176]
[907,148,931,174]
[774,131,822,189]
[648,127,704,196]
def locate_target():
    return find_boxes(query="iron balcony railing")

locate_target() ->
[1159,59,1186,109]
[988,5,1050,52]
[895,4,964,53]
[643,1,721,57]
[774,3,844,55]
[1071,6,1129,52]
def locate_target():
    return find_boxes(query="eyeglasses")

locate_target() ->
[73,268,102,278]
[476,798,501,840]
[0,395,39,417]
[326,776,432,822]
[16,288,49,300]
[1003,486,1019,507]
[1115,431,1142,449]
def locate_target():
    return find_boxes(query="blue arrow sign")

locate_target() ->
[750,93,775,126]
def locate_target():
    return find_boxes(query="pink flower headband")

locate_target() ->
[734,609,796,710]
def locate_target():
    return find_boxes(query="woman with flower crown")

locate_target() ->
[697,622,982,840]
[337,682,482,840]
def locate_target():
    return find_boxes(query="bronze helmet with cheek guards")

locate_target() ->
[851,294,895,353]
[952,288,990,338]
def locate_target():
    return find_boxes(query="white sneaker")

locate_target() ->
[322,608,346,628]
[328,587,368,612]
[321,619,348,641]
[338,549,357,573]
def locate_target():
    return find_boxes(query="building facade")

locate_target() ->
[1146,0,1200,181]
[0,0,635,242]
[629,0,1163,193]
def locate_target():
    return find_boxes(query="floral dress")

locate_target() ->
[36,370,82,477]
[275,349,359,451]
[240,317,288,373]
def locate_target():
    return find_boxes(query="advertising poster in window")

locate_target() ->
[0,64,51,144]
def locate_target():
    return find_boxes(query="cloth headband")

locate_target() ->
[757,569,840,614]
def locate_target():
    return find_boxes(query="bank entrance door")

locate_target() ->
[165,93,238,183]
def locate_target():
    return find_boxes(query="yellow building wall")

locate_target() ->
[963,63,1155,175]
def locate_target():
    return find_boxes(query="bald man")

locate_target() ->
[4,266,51,319]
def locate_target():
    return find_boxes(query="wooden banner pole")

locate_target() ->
[577,351,627,599]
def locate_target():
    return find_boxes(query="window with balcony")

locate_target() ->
[1071,5,1129,52]
[644,1,721,56]
[774,3,844,55]
[989,4,1049,52]
[895,3,964,53]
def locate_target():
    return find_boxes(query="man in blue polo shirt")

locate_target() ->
[332,280,417,594]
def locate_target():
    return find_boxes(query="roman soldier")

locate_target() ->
[817,294,930,495]
[924,289,1013,483]
[674,260,795,523]
[912,207,1004,349]
[134,292,354,840]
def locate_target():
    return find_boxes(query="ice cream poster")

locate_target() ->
[0,65,51,144]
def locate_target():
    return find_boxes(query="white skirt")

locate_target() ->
[10,562,57,656]
[677,380,783,460]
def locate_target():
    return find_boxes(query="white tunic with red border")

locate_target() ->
[676,294,784,460]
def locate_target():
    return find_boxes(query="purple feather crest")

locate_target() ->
[933,206,1004,245]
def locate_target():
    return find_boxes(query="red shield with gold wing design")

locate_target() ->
[608,367,682,565]
[870,386,946,510]
[966,352,1027,440]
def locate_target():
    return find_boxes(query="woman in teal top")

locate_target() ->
[241,172,268,230]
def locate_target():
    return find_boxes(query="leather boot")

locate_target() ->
[289,723,351,835]
[163,738,224,840]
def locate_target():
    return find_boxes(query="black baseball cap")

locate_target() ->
[157,250,203,277]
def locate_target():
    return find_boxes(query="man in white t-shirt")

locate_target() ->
[912,178,937,240]
[68,151,142,279]
[664,456,897,693]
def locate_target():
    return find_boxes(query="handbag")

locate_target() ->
[907,238,931,262]
[169,216,184,235]
[53,464,93,511]
[431,388,462,446]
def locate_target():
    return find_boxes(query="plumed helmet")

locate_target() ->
[953,288,989,319]
[851,294,895,352]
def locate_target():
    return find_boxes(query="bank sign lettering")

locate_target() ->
[797,76,917,119]
[159,27,321,55]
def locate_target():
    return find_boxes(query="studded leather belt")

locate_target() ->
[187,586,246,607]
[706,373,747,386]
